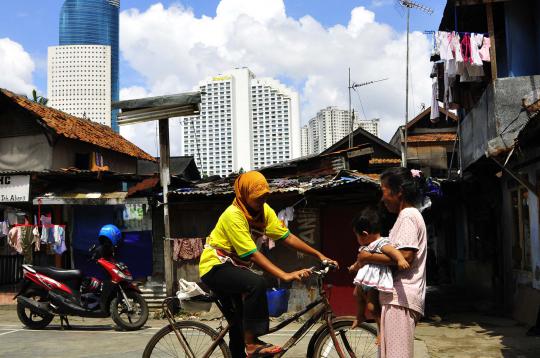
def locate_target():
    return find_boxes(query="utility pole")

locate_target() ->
[348,68,353,148]
[348,71,388,148]
[398,0,433,167]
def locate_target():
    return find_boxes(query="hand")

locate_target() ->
[282,268,312,282]
[319,256,339,269]
[397,258,410,271]
[348,262,360,273]
[357,250,371,267]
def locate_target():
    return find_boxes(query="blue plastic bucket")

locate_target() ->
[266,288,289,317]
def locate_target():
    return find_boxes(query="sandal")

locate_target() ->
[246,343,283,357]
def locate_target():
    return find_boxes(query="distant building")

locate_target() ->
[48,45,112,127]
[301,107,379,156]
[358,118,379,137]
[48,0,119,131]
[181,68,300,177]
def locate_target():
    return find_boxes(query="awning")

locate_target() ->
[113,92,201,125]
[33,192,148,205]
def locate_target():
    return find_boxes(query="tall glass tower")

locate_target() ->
[59,0,120,131]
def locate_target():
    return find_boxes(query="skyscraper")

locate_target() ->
[300,107,379,156]
[181,68,300,177]
[49,0,119,130]
[48,45,112,126]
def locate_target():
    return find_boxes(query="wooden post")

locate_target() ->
[158,118,175,296]
[486,2,498,80]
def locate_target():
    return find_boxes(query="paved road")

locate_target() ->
[0,307,326,358]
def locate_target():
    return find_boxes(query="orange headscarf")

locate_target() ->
[233,171,270,230]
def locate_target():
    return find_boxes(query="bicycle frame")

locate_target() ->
[160,269,354,358]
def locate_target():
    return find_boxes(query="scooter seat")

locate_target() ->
[32,266,83,281]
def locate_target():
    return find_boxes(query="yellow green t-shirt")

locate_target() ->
[199,203,290,277]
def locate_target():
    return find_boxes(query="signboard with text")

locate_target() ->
[0,175,30,202]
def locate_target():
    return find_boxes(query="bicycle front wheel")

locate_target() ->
[313,319,378,358]
[143,321,232,358]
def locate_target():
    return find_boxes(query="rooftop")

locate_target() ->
[0,89,155,162]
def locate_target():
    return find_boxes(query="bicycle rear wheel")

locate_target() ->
[143,321,232,358]
[313,319,378,358]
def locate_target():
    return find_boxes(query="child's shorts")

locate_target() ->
[361,284,375,292]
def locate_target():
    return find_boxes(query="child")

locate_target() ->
[348,207,410,334]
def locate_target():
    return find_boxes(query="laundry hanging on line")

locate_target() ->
[430,31,491,115]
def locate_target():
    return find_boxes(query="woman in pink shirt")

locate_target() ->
[358,167,427,358]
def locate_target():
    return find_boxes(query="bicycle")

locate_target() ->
[143,261,378,357]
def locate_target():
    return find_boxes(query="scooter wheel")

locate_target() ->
[110,290,148,331]
[17,291,54,330]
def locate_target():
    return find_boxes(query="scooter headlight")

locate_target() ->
[112,268,133,281]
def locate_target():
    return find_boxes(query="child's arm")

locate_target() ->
[380,244,410,270]
[348,260,362,273]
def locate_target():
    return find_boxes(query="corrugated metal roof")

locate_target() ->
[169,171,379,198]
[1,88,156,162]
[33,192,148,205]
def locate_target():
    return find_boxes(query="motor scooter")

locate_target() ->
[14,242,148,331]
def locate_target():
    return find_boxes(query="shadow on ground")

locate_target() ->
[415,286,540,357]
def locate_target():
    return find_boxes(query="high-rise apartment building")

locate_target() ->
[48,46,112,126]
[181,68,300,177]
[300,107,379,156]
[358,118,379,137]
[48,0,119,130]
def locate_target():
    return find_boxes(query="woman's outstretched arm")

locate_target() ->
[282,234,339,267]
[250,251,311,282]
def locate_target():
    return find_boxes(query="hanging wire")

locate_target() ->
[353,87,368,122]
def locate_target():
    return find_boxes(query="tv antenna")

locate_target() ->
[398,0,433,167]
[348,70,388,147]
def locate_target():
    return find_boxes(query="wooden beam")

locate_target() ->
[456,0,509,6]
[486,2,498,80]
[491,157,538,197]
[346,147,374,159]
[159,118,176,296]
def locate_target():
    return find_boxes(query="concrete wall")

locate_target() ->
[0,134,53,171]
[462,76,540,169]
[52,137,137,173]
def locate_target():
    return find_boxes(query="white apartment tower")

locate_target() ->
[358,118,379,137]
[47,45,112,127]
[300,107,379,156]
[181,68,300,177]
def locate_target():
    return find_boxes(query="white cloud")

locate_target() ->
[0,38,35,95]
[119,0,432,146]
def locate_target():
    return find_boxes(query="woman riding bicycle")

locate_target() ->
[199,171,338,358]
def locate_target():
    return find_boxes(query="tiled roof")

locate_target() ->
[1,89,155,162]
[369,158,402,165]
[406,133,457,143]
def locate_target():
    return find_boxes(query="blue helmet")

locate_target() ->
[98,224,122,246]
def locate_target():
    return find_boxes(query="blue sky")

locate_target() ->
[0,0,446,95]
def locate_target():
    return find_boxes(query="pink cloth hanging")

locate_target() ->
[173,238,204,261]
[461,33,472,64]
[479,36,491,62]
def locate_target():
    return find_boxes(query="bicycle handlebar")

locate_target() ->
[310,260,338,277]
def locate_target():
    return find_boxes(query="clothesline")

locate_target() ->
[13,223,66,228]
[438,30,489,36]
